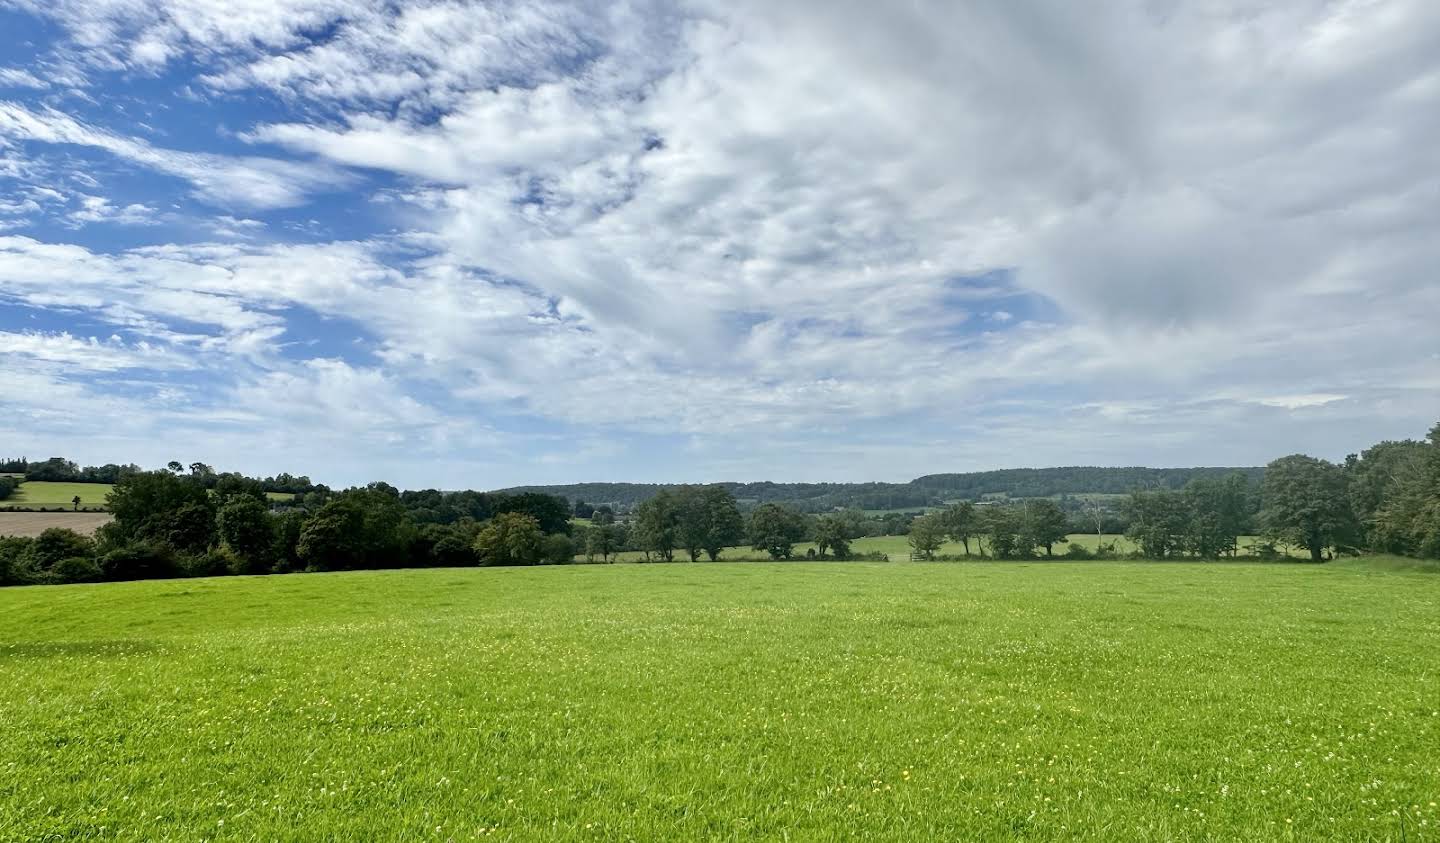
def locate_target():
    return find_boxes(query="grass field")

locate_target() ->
[1,560,1437,840]
[0,481,293,512]
[0,480,112,511]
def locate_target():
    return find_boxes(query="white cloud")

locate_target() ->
[2,0,1439,483]
[0,101,349,208]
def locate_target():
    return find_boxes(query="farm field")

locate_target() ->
[0,511,113,538]
[0,481,293,511]
[1,561,1436,840]
[0,480,112,511]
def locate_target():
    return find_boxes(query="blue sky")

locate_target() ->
[2,0,1437,489]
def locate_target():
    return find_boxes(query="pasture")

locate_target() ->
[0,481,293,512]
[0,480,112,511]
[1,560,1436,840]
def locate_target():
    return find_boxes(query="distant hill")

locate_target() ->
[495,466,1265,513]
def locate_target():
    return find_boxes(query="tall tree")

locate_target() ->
[1021,499,1070,556]
[907,512,946,560]
[632,491,680,562]
[216,496,276,574]
[813,515,852,560]
[748,503,806,560]
[472,512,545,566]
[1261,455,1357,561]
[940,501,978,555]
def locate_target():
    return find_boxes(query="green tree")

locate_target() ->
[1020,499,1069,556]
[907,512,946,560]
[541,533,575,565]
[813,515,852,560]
[71,494,81,511]
[1183,474,1249,557]
[106,470,215,551]
[632,491,680,561]
[981,506,1024,558]
[26,527,93,577]
[1125,490,1189,558]
[1346,439,1428,554]
[748,503,806,560]
[296,489,413,571]
[1261,454,1357,561]
[675,485,745,561]
[216,496,276,574]
[940,501,978,555]
[472,512,544,566]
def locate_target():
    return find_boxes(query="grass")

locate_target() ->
[0,480,112,511]
[1,561,1437,840]
[0,481,292,512]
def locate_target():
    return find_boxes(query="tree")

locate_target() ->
[748,503,806,560]
[982,506,1024,558]
[106,471,215,552]
[166,461,183,473]
[473,512,545,566]
[26,528,93,576]
[940,501,978,555]
[675,485,745,561]
[71,494,81,511]
[1125,490,1189,558]
[494,492,571,535]
[1183,474,1249,557]
[813,515,851,560]
[633,492,680,561]
[1020,499,1069,556]
[296,489,413,571]
[541,533,575,565]
[907,512,946,559]
[216,496,275,574]
[1261,454,1357,561]
[1346,439,1428,554]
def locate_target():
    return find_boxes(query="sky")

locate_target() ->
[1,0,1437,490]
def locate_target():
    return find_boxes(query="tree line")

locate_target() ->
[2,421,1437,586]
[0,456,322,495]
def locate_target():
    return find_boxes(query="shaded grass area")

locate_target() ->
[1,560,1437,840]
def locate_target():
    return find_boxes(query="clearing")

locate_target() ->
[1,560,1436,840]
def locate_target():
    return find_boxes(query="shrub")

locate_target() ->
[542,533,575,565]
[99,542,183,582]
[52,556,103,584]
[1065,543,1095,560]
[27,528,94,572]
[185,547,237,578]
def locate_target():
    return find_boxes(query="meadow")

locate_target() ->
[0,480,113,511]
[1,560,1436,840]
[0,481,293,512]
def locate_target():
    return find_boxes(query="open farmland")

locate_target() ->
[0,480,112,511]
[0,511,113,538]
[1,560,1436,841]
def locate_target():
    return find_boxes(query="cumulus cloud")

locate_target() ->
[2,0,1438,484]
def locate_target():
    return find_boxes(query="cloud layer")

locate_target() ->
[1,0,1437,486]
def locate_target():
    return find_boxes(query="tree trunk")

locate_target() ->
[1309,543,1323,562]
[962,537,970,556]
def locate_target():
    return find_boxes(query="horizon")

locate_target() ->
[4,2,1439,489]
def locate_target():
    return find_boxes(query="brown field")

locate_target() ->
[0,511,113,538]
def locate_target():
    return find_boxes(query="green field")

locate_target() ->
[2,561,1437,840]
[0,480,112,511]
[0,481,293,511]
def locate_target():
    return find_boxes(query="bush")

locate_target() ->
[0,536,36,585]
[185,547,237,578]
[52,556,103,584]
[28,528,94,572]
[542,533,575,565]
[1064,543,1095,560]
[99,542,183,582]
